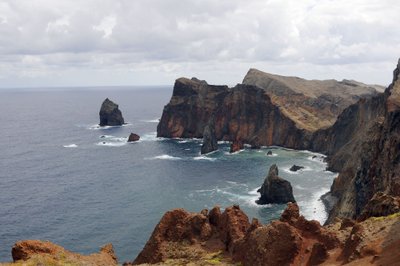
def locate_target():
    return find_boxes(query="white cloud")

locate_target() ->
[0,0,399,87]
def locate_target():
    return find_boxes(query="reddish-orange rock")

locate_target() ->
[229,138,244,153]
[11,240,117,266]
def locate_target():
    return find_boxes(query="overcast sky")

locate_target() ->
[0,0,399,88]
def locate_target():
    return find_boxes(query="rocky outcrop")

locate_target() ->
[10,240,117,265]
[290,165,304,172]
[132,203,400,266]
[229,138,244,153]
[201,117,218,154]
[127,133,140,142]
[256,164,296,204]
[131,205,250,265]
[99,98,125,126]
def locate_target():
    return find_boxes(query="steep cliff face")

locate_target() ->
[157,71,380,149]
[321,59,400,223]
[157,77,307,149]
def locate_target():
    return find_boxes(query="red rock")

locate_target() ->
[127,133,140,142]
[229,138,244,153]
[218,205,250,252]
[11,240,117,265]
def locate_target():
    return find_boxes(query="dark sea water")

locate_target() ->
[0,87,337,262]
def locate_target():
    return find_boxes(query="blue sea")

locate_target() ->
[0,87,337,262]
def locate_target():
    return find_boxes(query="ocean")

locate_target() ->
[0,87,337,262]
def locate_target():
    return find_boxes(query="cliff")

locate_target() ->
[157,72,381,149]
[157,77,308,149]
[130,203,400,266]
[316,59,400,223]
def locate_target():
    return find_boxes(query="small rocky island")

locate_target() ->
[127,133,140,142]
[290,164,304,172]
[99,98,125,126]
[256,164,296,204]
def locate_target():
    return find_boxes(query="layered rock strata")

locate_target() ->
[99,98,125,126]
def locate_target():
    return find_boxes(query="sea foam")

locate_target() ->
[147,154,182,160]
[63,144,78,148]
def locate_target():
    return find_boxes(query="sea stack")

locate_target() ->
[256,164,295,205]
[99,98,125,126]
[201,118,218,154]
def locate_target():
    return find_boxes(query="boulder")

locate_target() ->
[267,150,273,156]
[127,133,140,142]
[289,165,304,172]
[256,164,296,204]
[201,117,218,154]
[99,98,125,126]
[230,138,244,153]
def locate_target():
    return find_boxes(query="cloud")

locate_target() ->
[0,0,399,87]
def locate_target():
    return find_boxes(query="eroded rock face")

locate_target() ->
[321,59,400,223]
[256,164,296,204]
[131,203,348,266]
[99,98,125,126]
[131,206,249,265]
[11,240,118,266]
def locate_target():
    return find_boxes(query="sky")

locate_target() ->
[0,0,399,88]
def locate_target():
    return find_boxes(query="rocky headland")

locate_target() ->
[157,71,382,150]
[99,98,125,126]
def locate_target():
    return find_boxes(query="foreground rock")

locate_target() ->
[9,240,117,266]
[127,133,140,142]
[256,164,295,204]
[201,117,218,154]
[290,164,304,172]
[131,203,400,266]
[99,98,125,126]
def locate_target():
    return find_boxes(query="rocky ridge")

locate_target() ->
[129,203,400,266]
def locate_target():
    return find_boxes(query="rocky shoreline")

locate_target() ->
[3,60,400,265]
